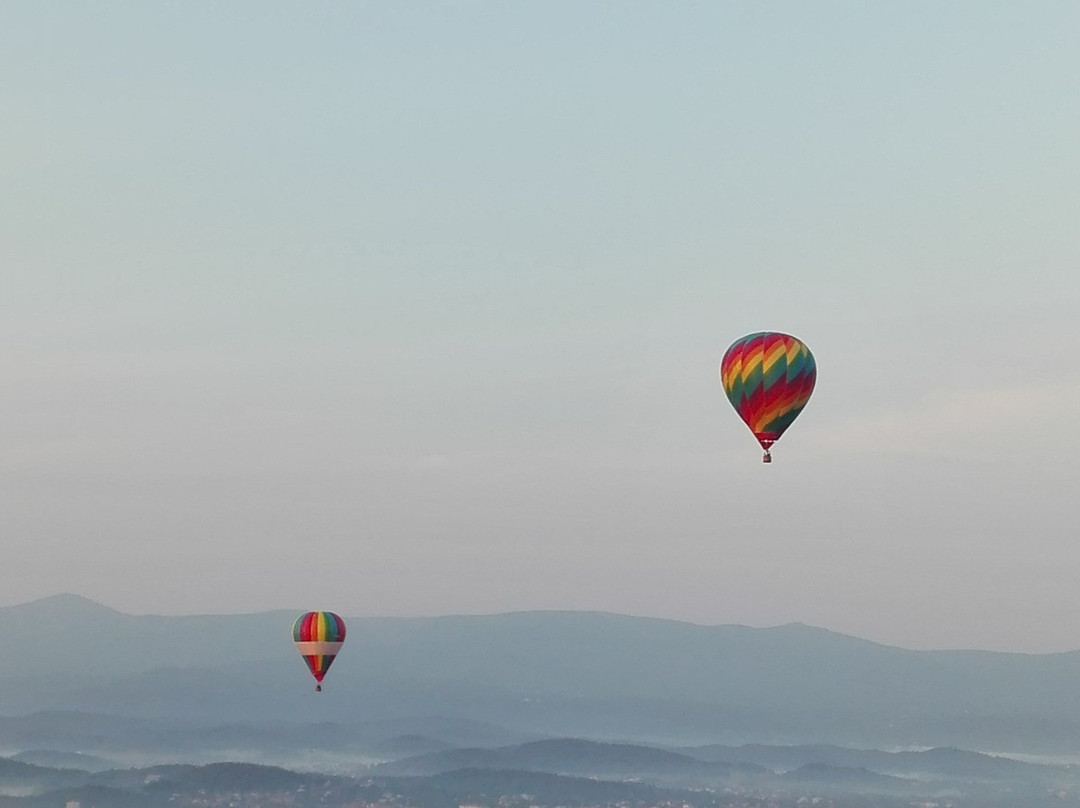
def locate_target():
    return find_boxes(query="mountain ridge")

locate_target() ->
[4,595,1080,751]
[3,593,1033,653]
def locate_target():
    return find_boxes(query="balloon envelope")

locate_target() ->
[293,611,346,690]
[720,332,816,460]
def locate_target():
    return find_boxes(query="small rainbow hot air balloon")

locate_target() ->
[720,331,816,463]
[292,611,346,692]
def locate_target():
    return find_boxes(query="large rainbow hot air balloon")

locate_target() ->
[720,332,816,463]
[292,611,346,692]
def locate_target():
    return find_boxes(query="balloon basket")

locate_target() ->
[315,684,322,692]
[762,450,772,463]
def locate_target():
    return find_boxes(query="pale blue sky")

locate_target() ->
[2,2,1079,651]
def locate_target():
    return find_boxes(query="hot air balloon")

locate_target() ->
[720,331,816,463]
[292,611,346,692]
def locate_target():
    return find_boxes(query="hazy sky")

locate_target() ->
[3,2,1079,652]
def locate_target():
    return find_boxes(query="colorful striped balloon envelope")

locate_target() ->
[293,611,346,692]
[720,332,816,463]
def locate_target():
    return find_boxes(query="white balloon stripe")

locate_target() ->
[294,641,344,655]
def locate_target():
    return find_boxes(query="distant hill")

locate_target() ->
[0,747,1075,807]
[0,761,744,808]
[9,749,114,772]
[4,595,1080,750]
[397,768,726,808]
[679,743,1056,780]
[0,755,88,793]
[372,738,765,784]
[778,762,913,790]
[0,761,362,808]
[0,711,531,767]
[369,734,455,759]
